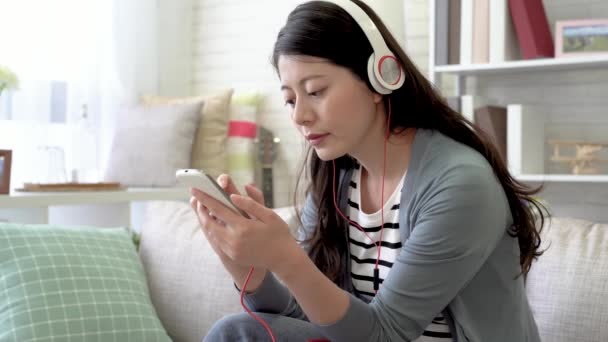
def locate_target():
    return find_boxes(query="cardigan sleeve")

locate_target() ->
[239,194,318,319]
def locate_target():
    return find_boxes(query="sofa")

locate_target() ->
[1,201,607,342]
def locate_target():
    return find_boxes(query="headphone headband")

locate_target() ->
[322,0,404,94]
[325,0,391,57]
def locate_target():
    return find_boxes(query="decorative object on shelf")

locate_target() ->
[255,126,279,208]
[35,145,68,184]
[0,65,19,97]
[0,149,12,194]
[71,103,98,183]
[508,0,554,59]
[15,182,124,192]
[0,65,19,119]
[555,19,608,58]
[548,140,608,175]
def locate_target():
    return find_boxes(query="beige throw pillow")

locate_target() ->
[141,89,234,179]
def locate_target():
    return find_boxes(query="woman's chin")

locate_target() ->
[313,147,344,161]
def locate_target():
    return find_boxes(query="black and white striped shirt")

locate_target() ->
[348,165,453,341]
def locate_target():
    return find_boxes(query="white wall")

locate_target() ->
[158,0,194,97]
[192,0,407,207]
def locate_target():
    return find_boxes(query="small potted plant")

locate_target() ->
[0,65,19,97]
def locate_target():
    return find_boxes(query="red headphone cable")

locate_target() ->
[332,98,391,295]
[239,98,391,340]
[240,266,277,342]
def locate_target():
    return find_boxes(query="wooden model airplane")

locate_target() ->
[548,140,608,174]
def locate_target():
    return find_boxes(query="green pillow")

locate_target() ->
[0,223,170,342]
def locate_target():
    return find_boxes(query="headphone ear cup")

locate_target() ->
[378,55,405,90]
[367,55,392,95]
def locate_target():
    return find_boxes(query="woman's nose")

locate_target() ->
[292,100,314,126]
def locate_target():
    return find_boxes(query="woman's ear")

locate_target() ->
[372,92,383,104]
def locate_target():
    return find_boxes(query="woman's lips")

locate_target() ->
[306,133,329,146]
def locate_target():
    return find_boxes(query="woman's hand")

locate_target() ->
[190,176,298,272]
[190,175,264,285]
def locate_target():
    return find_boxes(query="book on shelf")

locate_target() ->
[435,0,552,66]
[489,0,520,63]
[472,0,490,64]
[459,0,474,65]
[475,106,507,163]
[460,96,507,162]
[435,0,449,66]
[460,94,495,123]
[448,0,461,64]
[508,0,554,59]
[506,104,545,176]
[446,96,461,112]
[436,0,463,65]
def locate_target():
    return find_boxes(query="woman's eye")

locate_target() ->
[284,99,295,108]
[308,89,324,97]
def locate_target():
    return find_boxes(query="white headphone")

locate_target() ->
[323,0,405,94]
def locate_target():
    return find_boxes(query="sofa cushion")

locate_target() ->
[0,223,170,341]
[104,101,202,187]
[526,217,608,342]
[141,89,234,179]
[138,201,242,342]
[138,201,300,342]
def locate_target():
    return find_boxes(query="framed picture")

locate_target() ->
[555,19,608,57]
[0,149,12,194]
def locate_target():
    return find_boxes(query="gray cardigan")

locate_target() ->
[243,129,540,342]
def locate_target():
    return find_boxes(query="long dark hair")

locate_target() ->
[271,0,547,282]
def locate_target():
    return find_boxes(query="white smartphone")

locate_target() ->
[176,169,250,218]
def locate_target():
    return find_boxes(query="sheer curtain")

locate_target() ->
[0,0,160,187]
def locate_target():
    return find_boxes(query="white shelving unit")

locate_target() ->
[0,187,190,209]
[427,0,608,185]
[434,55,608,77]
[0,187,191,231]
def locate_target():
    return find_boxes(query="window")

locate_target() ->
[0,0,110,123]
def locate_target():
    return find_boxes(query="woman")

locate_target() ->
[192,1,546,341]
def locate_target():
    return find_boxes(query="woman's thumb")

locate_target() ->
[217,174,241,196]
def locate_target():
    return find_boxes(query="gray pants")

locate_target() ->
[203,312,330,342]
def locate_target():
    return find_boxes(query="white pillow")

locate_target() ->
[526,217,608,342]
[138,201,242,342]
[104,102,202,187]
[138,201,300,342]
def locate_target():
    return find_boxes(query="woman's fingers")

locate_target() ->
[245,183,265,205]
[191,188,244,227]
[218,174,241,196]
[196,200,231,243]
